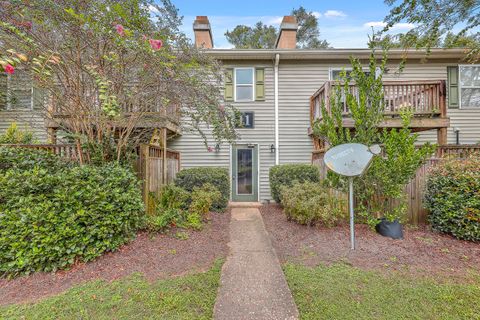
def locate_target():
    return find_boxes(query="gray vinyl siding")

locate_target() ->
[0,111,48,142]
[169,62,275,201]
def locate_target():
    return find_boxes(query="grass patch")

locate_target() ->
[284,263,480,320]
[1,260,223,320]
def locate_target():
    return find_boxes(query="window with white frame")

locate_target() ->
[235,68,254,102]
[330,68,374,81]
[0,70,33,110]
[459,65,480,108]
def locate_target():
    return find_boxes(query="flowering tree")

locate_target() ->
[0,0,238,163]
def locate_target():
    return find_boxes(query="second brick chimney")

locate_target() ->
[193,16,213,49]
[275,16,298,49]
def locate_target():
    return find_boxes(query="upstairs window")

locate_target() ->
[0,70,33,110]
[224,68,264,102]
[235,68,254,101]
[459,65,480,108]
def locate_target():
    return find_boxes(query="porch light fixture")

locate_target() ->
[215,143,221,153]
[453,127,460,145]
[270,144,276,153]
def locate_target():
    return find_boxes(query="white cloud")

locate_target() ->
[267,16,284,25]
[148,5,159,14]
[364,21,415,30]
[324,10,347,18]
[312,11,322,18]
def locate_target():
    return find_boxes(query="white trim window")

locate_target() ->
[234,67,254,102]
[329,67,374,81]
[459,65,480,108]
[0,70,34,110]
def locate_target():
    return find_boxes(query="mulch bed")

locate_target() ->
[0,211,230,306]
[261,204,480,277]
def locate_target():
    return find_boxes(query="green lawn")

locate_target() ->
[284,263,480,320]
[1,260,223,320]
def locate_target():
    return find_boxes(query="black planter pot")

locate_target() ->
[375,218,403,239]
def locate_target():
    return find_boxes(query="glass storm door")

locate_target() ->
[232,144,258,202]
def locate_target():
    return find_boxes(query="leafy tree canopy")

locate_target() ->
[225,6,330,49]
[0,0,238,162]
[382,0,480,61]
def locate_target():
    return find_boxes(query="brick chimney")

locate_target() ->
[275,16,298,49]
[193,16,213,49]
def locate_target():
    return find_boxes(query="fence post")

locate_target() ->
[140,144,150,209]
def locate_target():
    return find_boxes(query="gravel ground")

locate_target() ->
[0,211,230,306]
[260,204,480,277]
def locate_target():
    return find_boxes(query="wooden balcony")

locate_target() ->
[46,100,181,135]
[309,80,449,133]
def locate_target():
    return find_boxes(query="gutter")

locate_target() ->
[274,53,280,165]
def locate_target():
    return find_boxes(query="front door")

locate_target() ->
[232,144,258,202]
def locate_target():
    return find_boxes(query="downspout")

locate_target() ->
[274,53,280,165]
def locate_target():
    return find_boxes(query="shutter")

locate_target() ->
[32,86,45,110]
[224,68,234,102]
[0,73,6,110]
[255,68,265,101]
[447,66,459,108]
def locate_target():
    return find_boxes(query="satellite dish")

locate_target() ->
[324,143,379,177]
[323,143,381,250]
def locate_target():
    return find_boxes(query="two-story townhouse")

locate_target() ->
[169,16,479,203]
[1,15,479,203]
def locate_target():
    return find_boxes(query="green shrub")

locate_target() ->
[146,208,184,232]
[174,167,229,211]
[0,163,144,276]
[157,184,190,210]
[269,164,320,203]
[424,158,480,242]
[280,182,346,226]
[0,122,35,144]
[189,183,222,217]
[0,146,70,172]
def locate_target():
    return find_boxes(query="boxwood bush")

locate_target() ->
[269,164,320,203]
[0,163,144,276]
[424,158,480,242]
[174,167,229,211]
[280,182,346,226]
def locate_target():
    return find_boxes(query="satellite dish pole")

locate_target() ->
[348,177,355,250]
[324,143,381,250]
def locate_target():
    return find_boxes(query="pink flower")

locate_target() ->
[115,24,125,36]
[4,64,14,75]
[207,146,214,152]
[149,39,163,51]
[218,104,225,112]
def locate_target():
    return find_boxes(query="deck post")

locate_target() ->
[47,127,57,144]
[161,128,167,184]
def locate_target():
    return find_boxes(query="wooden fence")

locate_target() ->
[136,144,181,213]
[313,145,480,224]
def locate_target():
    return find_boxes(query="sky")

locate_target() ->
[164,0,416,48]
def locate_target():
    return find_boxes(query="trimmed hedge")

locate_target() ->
[0,146,69,172]
[424,158,480,242]
[281,182,346,226]
[174,167,229,211]
[0,163,144,276]
[269,164,320,203]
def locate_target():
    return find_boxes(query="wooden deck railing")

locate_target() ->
[310,80,447,125]
[0,144,81,161]
[48,100,181,124]
[437,144,480,158]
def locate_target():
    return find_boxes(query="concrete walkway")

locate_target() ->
[214,206,299,320]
